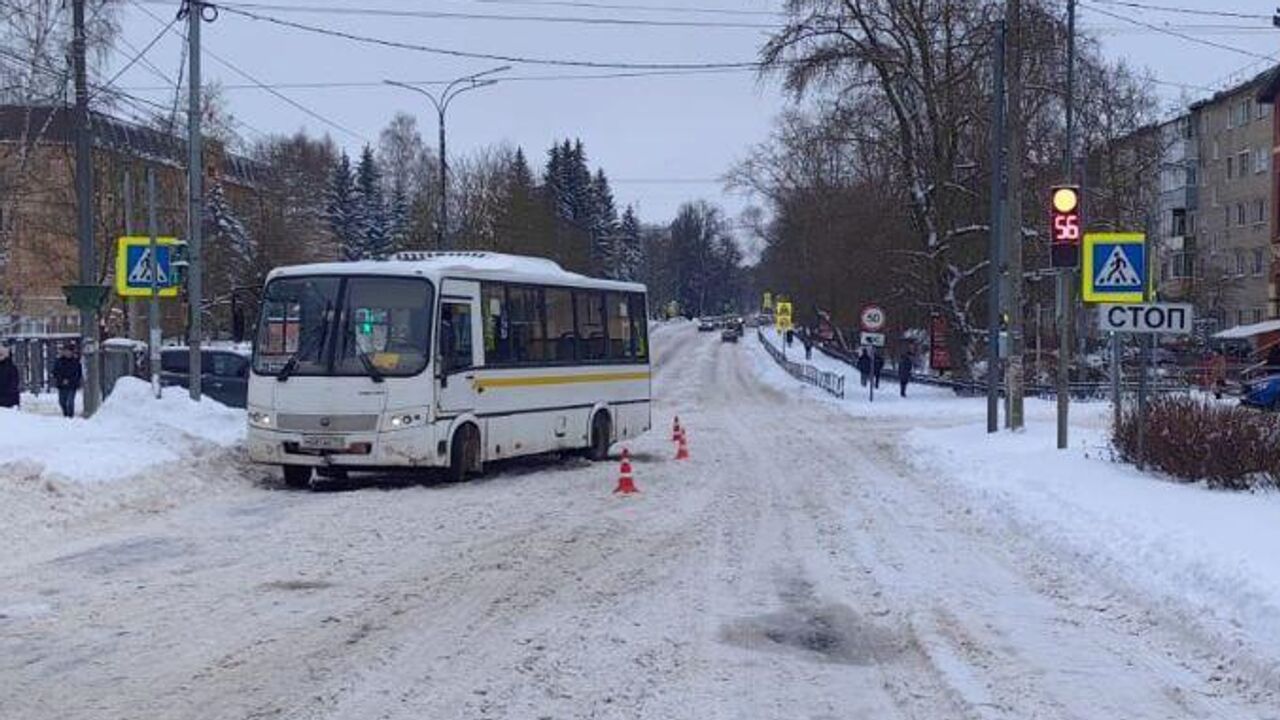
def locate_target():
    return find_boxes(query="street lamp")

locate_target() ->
[386,65,510,250]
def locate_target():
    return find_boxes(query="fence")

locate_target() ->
[757,329,846,398]
[2,334,146,397]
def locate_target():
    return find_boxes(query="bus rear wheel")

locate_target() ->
[446,424,481,483]
[282,465,312,489]
[587,411,612,461]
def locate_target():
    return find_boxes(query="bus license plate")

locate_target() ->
[301,435,346,451]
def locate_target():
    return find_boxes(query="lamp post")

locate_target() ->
[386,66,510,250]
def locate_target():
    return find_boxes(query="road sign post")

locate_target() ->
[1082,232,1146,304]
[115,236,181,298]
[861,305,886,403]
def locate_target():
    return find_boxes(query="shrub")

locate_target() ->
[1112,396,1280,490]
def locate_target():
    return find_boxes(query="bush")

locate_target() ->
[1112,396,1280,490]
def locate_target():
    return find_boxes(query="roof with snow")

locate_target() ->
[1213,319,1280,340]
[267,251,647,293]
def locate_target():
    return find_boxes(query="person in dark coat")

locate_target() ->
[872,351,885,389]
[51,344,82,418]
[801,329,814,361]
[856,348,871,387]
[898,350,915,397]
[0,345,19,409]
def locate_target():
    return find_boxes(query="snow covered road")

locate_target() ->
[2,322,1276,719]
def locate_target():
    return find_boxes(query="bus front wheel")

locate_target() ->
[447,424,481,483]
[282,465,312,489]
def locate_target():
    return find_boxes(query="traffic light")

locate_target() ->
[1050,185,1081,268]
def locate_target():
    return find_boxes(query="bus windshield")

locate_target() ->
[253,275,434,378]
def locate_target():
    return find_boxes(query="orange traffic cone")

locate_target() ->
[675,429,690,460]
[614,448,639,494]
[671,416,682,442]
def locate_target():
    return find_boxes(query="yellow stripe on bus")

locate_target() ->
[475,371,650,390]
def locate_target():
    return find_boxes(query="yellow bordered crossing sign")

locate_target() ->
[1082,232,1146,304]
[115,236,181,298]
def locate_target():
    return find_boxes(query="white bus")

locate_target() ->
[246,252,651,488]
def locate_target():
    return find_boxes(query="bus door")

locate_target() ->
[437,280,481,415]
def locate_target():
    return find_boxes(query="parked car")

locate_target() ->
[1240,375,1280,410]
[159,346,250,408]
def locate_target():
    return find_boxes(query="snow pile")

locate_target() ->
[0,377,244,484]
[902,420,1280,673]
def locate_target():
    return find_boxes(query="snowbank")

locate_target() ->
[902,420,1280,676]
[0,377,244,484]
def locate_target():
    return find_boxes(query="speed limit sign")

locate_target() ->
[860,305,886,332]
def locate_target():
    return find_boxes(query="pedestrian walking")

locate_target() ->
[873,352,885,389]
[0,345,19,410]
[51,344,82,418]
[898,350,915,398]
[856,348,871,387]
[801,329,813,361]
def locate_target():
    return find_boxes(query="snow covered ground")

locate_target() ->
[1,323,1277,718]
[749,328,1280,691]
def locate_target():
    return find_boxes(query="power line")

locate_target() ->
[1085,0,1269,21]
[456,0,785,17]
[118,65,759,91]
[129,0,367,143]
[214,3,767,70]
[98,16,179,97]
[1080,1,1275,62]
[195,0,779,29]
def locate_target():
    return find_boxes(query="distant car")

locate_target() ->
[159,347,251,408]
[721,326,741,343]
[698,319,716,332]
[1241,375,1280,410]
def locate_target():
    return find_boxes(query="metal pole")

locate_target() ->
[147,169,162,399]
[186,0,203,401]
[1006,0,1025,431]
[1057,0,1076,449]
[72,0,101,417]
[1111,330,1121,429]
[438,107,447,250]
[987,19,1007,434]
[125,170,142,342]
[869,345,876,403]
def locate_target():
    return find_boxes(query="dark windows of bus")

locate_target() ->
[543,288,577,362]
[482,283,510,362]
[335,278,433,377]
[440,302,474,373]
[252,276,340,375]
[629,293,649,361]
[607,293,636,360]
[576,290,607,361]
[506,286,545,363]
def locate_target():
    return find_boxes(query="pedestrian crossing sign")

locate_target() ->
[1082,232,1146,304]
[115,236,181,298]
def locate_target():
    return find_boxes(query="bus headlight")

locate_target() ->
[386,412,423,429]
[248,410,274,428]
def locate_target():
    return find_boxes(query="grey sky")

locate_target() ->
[106,1,1280,225]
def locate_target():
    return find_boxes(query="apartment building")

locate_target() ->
[1190,74,1273,331]
[1153,114,1197,305]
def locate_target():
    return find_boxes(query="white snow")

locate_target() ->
[749,328,1280,682]
[1,377,244,485]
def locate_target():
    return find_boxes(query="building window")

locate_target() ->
[1187,211,1197,234]
[1257,148,1271,174]
[1171,208,1187,236]
[1238,203,1247,226]
[1255,199,1267,225]
[1261,102,1273,119]
[1256,309,1265,323]
[1213,138,1220,159]
[1239,309,1247,326]
[1186,164,1197,187]
[1255,248,1266,275]
[1236,249,1246,274]
[1227,156,1234,179]
[1239,150,1250,178]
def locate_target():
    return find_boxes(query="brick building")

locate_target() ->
[0,104,261,339]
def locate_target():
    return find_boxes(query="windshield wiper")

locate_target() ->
[276,354,300,382]
[357,352,386,383]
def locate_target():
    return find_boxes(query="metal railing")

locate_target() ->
[757,329,846,398]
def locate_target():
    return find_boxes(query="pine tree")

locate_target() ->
[618,205,643,281]
[353,145,390,259]
[204,179,254,337]
[326,151,360,261]
[590,168,619,277]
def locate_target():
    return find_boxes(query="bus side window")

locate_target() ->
[629,293,649,361]
[544,287,576,362]
[606,293,633,360]
[575,290,607,361]
[481,282,509,364]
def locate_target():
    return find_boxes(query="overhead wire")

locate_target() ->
[1084,0,1269,21]
[1079,1,1276,62]
[129,0,366,142]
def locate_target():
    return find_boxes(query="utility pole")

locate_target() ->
[987,19,1007,434]
[72,0,101,417]
[1058,0,1077,449]
[185,0,204,401]
[385,66,509,250]
[1005,0,1025,430]
[147,168,162,399]
[124,169,143,342]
